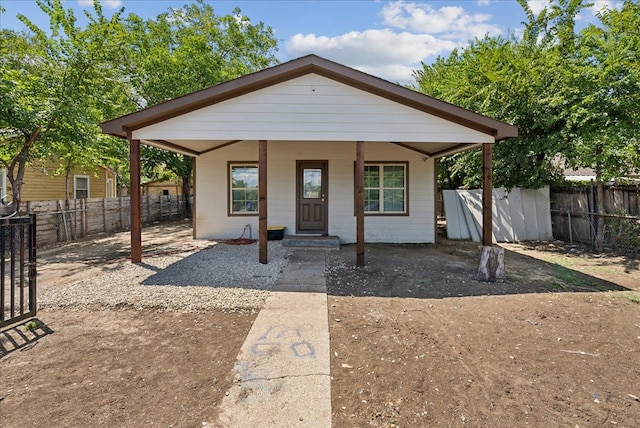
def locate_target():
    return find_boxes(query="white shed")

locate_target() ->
[102,55,517,266]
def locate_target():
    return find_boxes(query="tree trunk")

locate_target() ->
[181,174,191,217]
[594,179,605,251]
[7,154,28,215]
[5,129,42,215]
[65,166,72,202]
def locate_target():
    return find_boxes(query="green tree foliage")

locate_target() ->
[414,0,639,190]
[1,0,278,213]
[0,0,125,210]
[566,0,640,182]
[117,0,279,211]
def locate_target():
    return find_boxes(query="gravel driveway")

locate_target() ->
[38,221,291,311]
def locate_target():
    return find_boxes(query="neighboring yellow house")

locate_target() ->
[141,178,182,197]
[2,162,117,202]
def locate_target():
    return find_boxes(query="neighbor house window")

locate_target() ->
[229,163,258,215]
[362,163,407,214]
[106,178,115,198]
[74,175,89,199]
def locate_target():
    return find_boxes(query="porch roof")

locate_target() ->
[102,55,517,157]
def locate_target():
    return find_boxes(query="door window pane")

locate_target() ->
[303,168,322,198]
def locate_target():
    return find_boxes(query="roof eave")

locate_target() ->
[101,54,519,141]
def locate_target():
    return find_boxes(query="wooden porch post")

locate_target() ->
[129,138,142,263]
[478,142,504,281]
[355,140,365,267]
[259,139,268,264]
[482,143,492,247]
[192,158,197,238]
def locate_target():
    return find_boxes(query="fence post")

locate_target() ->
[119,196,124,230]
[29,213,36,316]
[82,199,88,238]
[589,180,596,248]
[567,210,573,244]
[103,198,107,233]
[70,199,77,240]
[146,195,151,225]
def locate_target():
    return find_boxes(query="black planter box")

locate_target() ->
[267,226,285,240]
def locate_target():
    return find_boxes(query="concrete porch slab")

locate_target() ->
[282,235,341,250]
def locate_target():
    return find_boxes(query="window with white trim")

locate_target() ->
[74,175,89,199]
[229,163,258,215]
[363,163,407,214]
[106,178,114,198]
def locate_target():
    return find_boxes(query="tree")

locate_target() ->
[565,0,640,182]
[116,0,279,213]
[415,0,639,251]
[567,0,640,249]
[414,0,594,190]
[0,0,125,212]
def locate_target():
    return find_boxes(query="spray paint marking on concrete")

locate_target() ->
[250,324,317,359]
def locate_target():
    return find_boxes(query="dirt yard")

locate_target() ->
[1,223,639,427]
[327,240,640,427]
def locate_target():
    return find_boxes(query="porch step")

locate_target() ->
[281,235,341,250]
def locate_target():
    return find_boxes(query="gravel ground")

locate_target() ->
[39,240,291,312]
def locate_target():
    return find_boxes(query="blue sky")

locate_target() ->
[0,0,620,84]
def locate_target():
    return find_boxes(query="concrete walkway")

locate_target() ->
[216,250,331,427]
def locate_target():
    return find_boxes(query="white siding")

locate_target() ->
[133,74,493,144]
[195,141,435,244]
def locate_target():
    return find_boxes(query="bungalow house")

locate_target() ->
[1,161,117,203]
[102,55,517,267]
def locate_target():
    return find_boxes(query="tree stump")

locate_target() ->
[478,246,505,282]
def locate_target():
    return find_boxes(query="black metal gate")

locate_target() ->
[0,215,37,329]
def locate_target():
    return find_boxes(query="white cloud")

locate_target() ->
[526,0,622,25]
[288,30,456,66]
[381,1,501,40]
[588,0,622,14]
[77,0,122,9]
[527,0,552,15]
[527,0,620,18]
[285,1,503,84]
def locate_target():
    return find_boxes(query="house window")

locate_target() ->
[229,163,258,215]
[363,163,407,214]
[106,178,114,198]
[74,175,90,199]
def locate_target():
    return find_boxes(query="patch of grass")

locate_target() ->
[545,281,566,291]
[543,255,576,268]
[625,294,640,304]
[545,265,606,291]
[554,265,583,286]
[23,320,39,331]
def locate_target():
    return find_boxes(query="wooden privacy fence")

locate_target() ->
[550,185,640,255]
[24,195,188,248]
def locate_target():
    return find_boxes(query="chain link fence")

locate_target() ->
[551,210,640,255]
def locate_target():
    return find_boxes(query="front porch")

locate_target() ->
[102,55,517,275]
